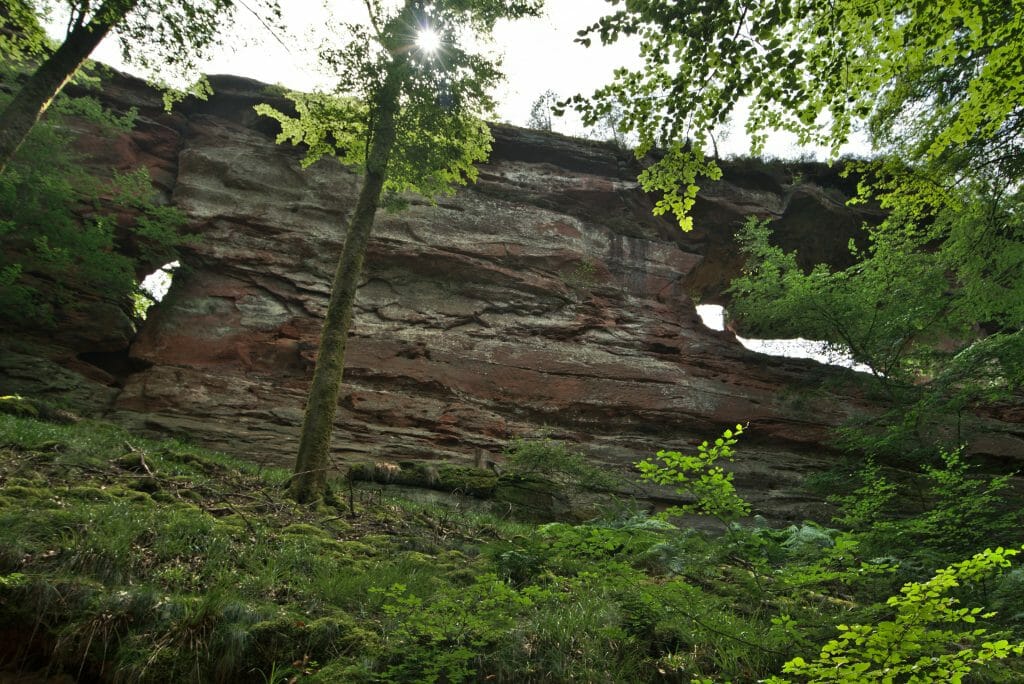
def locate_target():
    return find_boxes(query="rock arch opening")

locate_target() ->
[136,261,180,317]
[695,304,873,374]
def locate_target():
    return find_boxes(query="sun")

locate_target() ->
[416,27,442,53]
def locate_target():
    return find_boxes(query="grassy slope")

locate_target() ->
[1,413,1022,683]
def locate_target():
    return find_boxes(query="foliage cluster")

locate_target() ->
[768,547,1024,684]
[0,0,48,64]
[829,451,1022,558]
[729,211,1024,459]
[255,0,542,206]
[0,89,188,328]
[568,0,1024,226]
[504,435,623,492]
[637,424,749,526]
[8,0,283,92]
[256,86,492,211]
[634,425,1024,682]
[2,414,1022,682]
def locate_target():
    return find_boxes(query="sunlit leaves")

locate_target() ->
[571,0,1024,231]
[768,545,1024,683]
[636,424,750,525]
[28,0,283,85]
[254,0,524,202]
[0,0,49,65]
[255,93,370,170]
[636,144,722,231]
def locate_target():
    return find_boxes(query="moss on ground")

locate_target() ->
[1,413,1022,682]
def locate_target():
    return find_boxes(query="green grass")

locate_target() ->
[1,413,1022,682]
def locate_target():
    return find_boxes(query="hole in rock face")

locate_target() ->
[135,260,179,318]
[140,260,179,301]
[695,304,873,374]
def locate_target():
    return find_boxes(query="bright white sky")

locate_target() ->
[63,0,861,159]
[696,305,874,374]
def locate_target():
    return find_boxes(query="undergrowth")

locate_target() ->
[1,413,1022,682]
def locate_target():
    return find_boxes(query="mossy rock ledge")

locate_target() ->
[347,461,607,521]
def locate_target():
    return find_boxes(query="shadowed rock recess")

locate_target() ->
[3,72,1022,522]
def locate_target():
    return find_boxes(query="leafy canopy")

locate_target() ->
[567,0,1024,229]
[256,0,541,202]
[729,205,1024,457]
[0,0,49,63]
[728,216,954,381]
[17,0,283,92]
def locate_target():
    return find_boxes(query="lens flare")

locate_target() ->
[416,27,442,53]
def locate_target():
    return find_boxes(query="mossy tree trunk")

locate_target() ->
[288,63,406,504]
[0,0,138,174]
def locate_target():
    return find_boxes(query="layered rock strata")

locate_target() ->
[3,72,1021,522]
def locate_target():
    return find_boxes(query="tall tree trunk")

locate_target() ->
[0,0,137,174]
[289,63,406,504]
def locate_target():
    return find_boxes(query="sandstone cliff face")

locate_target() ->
[3,72,1021,521]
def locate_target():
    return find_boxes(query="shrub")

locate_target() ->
[504,436,623,491]
[768,546,1024,683]
[636,424,749,527]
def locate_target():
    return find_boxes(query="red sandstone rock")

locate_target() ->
[2,71,1021,523]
